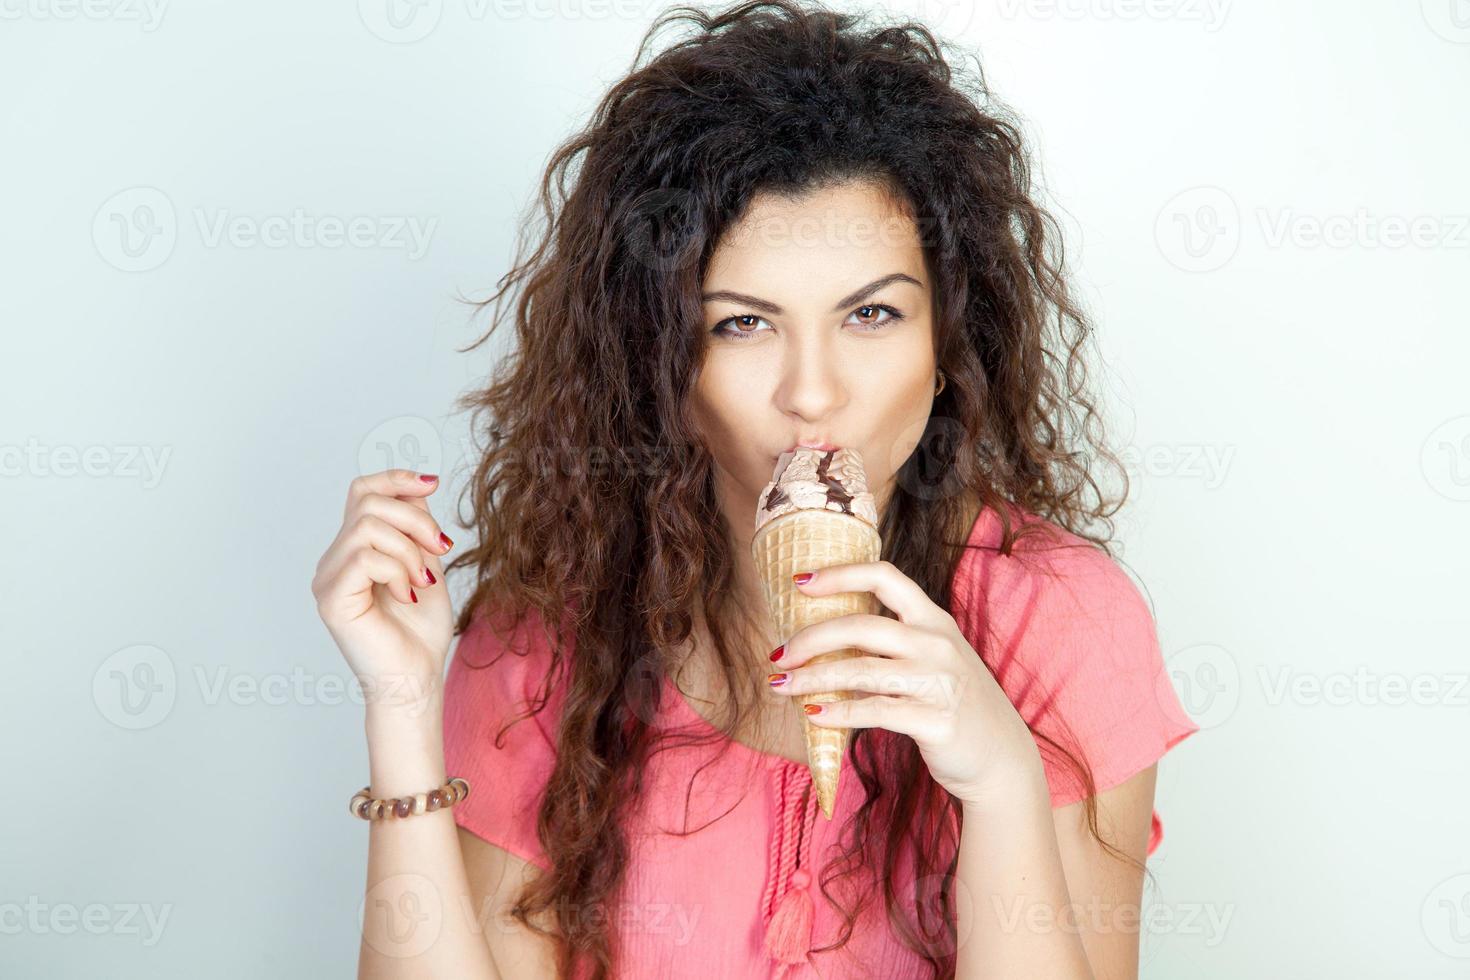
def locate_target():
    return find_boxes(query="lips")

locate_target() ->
[781,441,841,455]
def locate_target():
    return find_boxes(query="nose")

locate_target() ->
[771,330,848,423]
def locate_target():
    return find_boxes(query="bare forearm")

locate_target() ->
[954,754,1094,980]
[357,699,501,980]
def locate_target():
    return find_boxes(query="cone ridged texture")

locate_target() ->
[751,508,881,819]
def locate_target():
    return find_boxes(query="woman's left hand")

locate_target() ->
[768,560,1044,809]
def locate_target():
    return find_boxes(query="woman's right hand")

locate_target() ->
[311,468,456,717]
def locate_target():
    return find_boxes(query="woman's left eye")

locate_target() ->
[845,304,905,330]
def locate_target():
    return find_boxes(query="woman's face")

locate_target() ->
[692,179,938,538]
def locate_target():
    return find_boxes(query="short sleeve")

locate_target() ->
[442,604,565,872]
[953,517,1199,856]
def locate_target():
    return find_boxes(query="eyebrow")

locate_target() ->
[700,272,923,315]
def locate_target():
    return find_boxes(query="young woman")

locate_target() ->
[312,2,1198,977]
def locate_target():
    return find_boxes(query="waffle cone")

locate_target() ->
[751,508,882,819]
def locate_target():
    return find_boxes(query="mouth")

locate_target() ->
[775,442,842,459]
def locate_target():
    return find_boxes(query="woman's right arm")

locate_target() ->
[311,468,550,978]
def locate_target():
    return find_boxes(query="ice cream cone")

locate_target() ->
[751,506,881,819]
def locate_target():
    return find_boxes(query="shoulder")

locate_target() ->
[950,502,1152,651]
[951,501,1142,602]
[443,600,571,871]
[950,503,1198,809]
[446,600,570,728]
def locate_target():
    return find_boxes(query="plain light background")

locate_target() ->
[3,0,1466,976]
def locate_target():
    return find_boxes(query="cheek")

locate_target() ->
[692,360,786,492]
[852,344,932,413]
[858,352,936,484]
[691,362,751,444]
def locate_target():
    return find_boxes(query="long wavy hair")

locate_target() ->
[445,1,1143,976]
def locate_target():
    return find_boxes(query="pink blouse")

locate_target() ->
[443,504,1200,978]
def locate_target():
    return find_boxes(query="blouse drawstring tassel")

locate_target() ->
[762,867,814,965]
[762,761,820,975]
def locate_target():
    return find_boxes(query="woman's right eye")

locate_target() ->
[710,314,772,340]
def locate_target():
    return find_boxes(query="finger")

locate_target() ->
[770,656,919,697]
[345,468,440,518]
[347,493,453,562]
[343,514,439,588]
[389,488,453,581]
[771,657,962,708]
[777,614,930,669]
[376,477,454,583]
[792,560,938,626]
[321,545,419,613]
[800,693,929,736]
[315,509,436,594]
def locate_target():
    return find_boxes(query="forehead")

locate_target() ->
[703,180,926,289]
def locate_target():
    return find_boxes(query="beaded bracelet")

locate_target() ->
[350,777,470,821]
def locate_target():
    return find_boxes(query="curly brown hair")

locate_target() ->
[445,1,1143,976]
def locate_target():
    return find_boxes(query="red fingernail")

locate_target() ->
[439,532,453,551]
[424,567,436,585]
[793,572,814,585]
[410,589,418,604]
[418,473,438,484]
[767,673,788,687]
[803,703,823,715]
[769,645,785,662]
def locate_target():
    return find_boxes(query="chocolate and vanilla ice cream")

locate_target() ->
[754,447,879,533]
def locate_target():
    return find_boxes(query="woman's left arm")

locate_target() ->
[772,560,1156,980]
[951,756,1155,980]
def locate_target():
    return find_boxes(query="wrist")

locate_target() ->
[359,669,443,719]
[365,710,447,799]
[956,745,1050,818]
[364,692,444,745]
